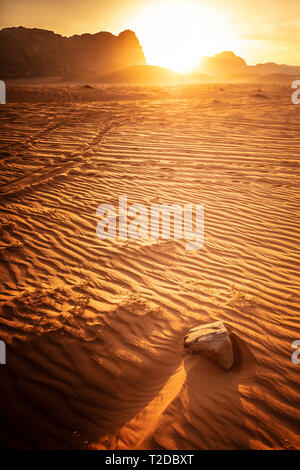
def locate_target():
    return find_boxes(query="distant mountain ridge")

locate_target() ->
[0,26,146,78]
[0,27,299,83]
[200,50,300,77]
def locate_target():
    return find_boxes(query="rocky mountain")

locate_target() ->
[250,62,300,76]
[200,51,248,76]
[0,27,146,78]
[199,51,300,79]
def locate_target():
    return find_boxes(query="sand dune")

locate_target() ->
[0,83,299,449]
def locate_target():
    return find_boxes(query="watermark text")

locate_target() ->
[96,196,204,250]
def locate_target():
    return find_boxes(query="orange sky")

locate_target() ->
[1,0,299,69]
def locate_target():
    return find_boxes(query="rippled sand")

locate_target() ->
[0,83,299,449]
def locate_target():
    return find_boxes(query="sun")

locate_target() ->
[130,1,239,73]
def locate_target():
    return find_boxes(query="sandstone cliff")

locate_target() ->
[0,27,146,78]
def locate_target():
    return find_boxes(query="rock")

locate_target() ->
[184,321,233,370]
[0,27,146,79]
[200,51,248,76]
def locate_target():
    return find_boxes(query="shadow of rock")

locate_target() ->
[180,332,257,449]
[0,323,182,449]
[147,332,258,450]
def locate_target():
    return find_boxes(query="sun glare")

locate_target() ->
[130,1,239,73]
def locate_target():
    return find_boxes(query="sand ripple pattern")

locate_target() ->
[0,84,299,449]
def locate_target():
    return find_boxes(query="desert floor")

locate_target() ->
[0,83,299,449]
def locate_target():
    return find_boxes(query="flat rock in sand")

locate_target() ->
[184,321,234,370]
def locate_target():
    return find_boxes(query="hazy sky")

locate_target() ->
[1,0,299,67]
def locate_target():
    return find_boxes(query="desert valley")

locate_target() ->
[0,5,299,451]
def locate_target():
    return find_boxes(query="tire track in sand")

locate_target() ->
[0,117,125,197]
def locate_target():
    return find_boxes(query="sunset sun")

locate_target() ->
[130,1,239,73]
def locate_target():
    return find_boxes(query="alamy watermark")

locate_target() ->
[96,196,204,250]
[291,80,300,104]
[0,340,6,365]
[0,80,6,104]
[291,340,300,365]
